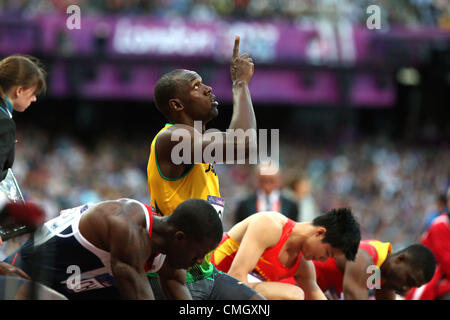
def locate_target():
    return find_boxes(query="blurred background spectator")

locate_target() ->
[424,192,448,230]
[286,172,319,223]
[12,125,150,221]
[233,164,298,224]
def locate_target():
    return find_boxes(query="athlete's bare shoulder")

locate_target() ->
[158,123,196,142]
[230,211,285,243]
[252,211,288,229]
[82,199,146,229]
[80,199,148,252]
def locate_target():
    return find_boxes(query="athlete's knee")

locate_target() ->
[251,282,304,300]
[249,292,267,300]
[283,285,305,300]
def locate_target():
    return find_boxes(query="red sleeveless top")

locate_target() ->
[212,218,303,281]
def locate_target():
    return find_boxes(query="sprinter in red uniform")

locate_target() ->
[405,212,450,300]
[211,208,361,300]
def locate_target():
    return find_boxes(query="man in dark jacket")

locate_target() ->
[234,165,298,224]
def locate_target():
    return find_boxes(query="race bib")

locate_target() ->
[61,268,115,294]
[207,195,224,220]
[33,203,94,247]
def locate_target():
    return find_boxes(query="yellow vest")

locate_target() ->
[147,124,222,282]
[147,124,221,216]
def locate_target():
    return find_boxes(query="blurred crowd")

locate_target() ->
[9,126,449,254]
[219,135,449,250]
[12,126,151,221]
[0,0,449,28]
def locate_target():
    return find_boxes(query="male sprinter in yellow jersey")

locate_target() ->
[147,36,263,299]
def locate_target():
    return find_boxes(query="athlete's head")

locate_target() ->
[165,198,223,269]
[382,244,436,295]
[302,208,361,262]
[153,69,218,124]
[256,164,281,196]
[0,55,46,112]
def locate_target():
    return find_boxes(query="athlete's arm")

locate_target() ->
[158,260,192,300]
[294,256,327,300]
[340,249,372,300]
[227,216,280,285]
[108,215,155,300]
[0,261,30,280]
[228,35,256,133]
[374,287,396,300]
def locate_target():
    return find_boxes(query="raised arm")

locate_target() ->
[108,215,155,300]
[294,256,327,300]
[228,35,256,132]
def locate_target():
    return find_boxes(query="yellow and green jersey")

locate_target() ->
[147,124,223,282]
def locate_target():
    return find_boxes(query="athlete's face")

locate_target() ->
[178,71,218,122]
[302,227,344,262]
[384,259,426,295]
[168,234,218,269]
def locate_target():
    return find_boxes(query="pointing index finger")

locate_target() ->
[232,36,240,59]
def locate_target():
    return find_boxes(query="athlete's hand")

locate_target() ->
[230,36,254,85]
[0,261,31,280]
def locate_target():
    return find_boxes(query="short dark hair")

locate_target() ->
[153,69,188,120]
[167,199,223,244]
[312,208,361,261]
[396,244,436,283]
[437,193,447,206]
